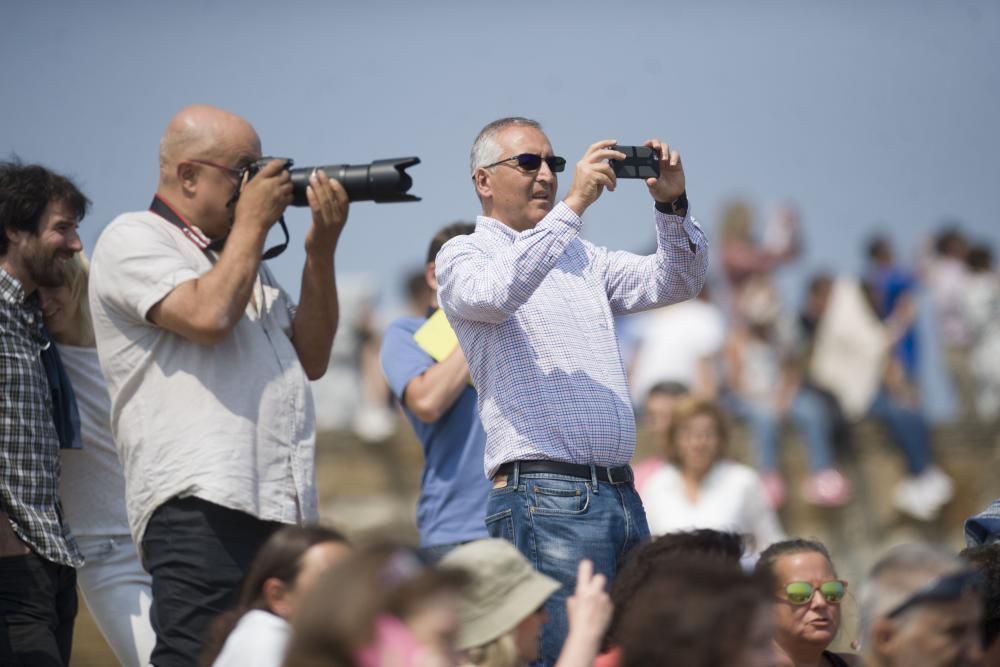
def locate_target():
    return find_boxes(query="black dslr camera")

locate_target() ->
[242,156,421,204]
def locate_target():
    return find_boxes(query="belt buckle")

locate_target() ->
[606,466,626,485]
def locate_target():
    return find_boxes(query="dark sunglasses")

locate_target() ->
[484,153,566,173]
[887,569,982,619]
[782,580,848,605]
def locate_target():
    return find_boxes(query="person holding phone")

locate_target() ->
[435,117,708,666]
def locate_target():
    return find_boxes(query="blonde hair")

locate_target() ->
[460,631,520,667]
[60,252,95,347]
[664,397,729,466]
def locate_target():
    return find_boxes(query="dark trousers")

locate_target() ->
[0,553,78,667]
[141,497,283,667]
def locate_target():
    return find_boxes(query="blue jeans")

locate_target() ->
[485,463,649,667]
[868,387,931,474]
[726,388,835,472]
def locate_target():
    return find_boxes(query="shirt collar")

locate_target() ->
[0,266,29,305]
[475,216,521,243]
[150,194,215,250]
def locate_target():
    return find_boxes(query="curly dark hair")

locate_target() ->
[0,159,89,256]
[961,544,1000,648]
[618,557,773,667]
[605,530,744,647]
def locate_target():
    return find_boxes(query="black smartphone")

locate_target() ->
[611,145,659,179]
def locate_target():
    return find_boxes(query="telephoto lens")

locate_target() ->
[289,157,421,204]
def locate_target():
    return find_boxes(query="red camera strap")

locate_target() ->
[149,195,288,260]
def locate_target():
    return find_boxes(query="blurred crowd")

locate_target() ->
[325,200,1000,530]
[201,516,1000,667]
[5,105,998,666]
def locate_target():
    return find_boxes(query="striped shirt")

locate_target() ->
[0,268,82,567]
[436,201,708,478]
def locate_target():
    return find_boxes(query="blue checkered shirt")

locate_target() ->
[0,268,82,567]
[437,201,708,478]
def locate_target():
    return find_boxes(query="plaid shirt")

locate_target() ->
[437,201,708,477]
[0,268,82,567]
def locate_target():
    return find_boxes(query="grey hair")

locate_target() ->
[857,543,967,650]
[469,117,543,175]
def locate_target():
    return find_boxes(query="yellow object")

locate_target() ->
[414,309,460,361]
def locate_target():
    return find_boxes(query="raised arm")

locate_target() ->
[602,209,708,315]
[292,171,350,380]
[438,139,634,324]
[435,203,582,324]
[148,160,292,345]
[603,138,707,314]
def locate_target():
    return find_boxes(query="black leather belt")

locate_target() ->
[496,460,633,484]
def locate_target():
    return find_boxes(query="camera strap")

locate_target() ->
[149,195,288,260]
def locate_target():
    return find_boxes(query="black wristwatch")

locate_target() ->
[655,191,689,217]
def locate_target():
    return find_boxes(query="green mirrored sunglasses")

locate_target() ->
[782,580,848,605]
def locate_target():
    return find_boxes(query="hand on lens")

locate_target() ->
[563,140,626,217]
[235,159,293,232]
[566,559,613,644]
[643,138,685,204]
[305,169,349,254]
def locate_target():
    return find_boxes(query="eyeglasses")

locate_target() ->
[886,569,982,619]
[185,159,244,181]
[781,580,848,605]
[483,153,566,173]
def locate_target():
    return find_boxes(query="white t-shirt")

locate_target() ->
[630,299,725,403]
[89,209,318,545]
[641,460,785,555]
[57,345,130,536]
[212,610,289,667]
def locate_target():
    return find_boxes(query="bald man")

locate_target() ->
[89,105,348,666]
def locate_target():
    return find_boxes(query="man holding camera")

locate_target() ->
[89,104,347,667]
[436,117,708,666]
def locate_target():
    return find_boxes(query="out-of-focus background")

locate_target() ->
[3,1,999,664]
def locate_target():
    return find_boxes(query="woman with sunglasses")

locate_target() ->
[756,539,860,667]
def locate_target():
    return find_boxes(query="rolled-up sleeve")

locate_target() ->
[436,202,583,324]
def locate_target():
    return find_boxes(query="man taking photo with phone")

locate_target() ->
[436,117,708,666]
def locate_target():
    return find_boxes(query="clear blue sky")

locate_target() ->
[4,0,999,415]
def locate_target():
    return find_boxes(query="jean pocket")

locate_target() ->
[529,479,590,516]
[485,509,514,542]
